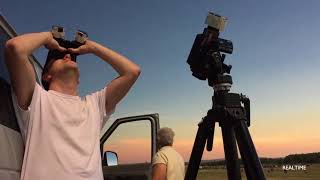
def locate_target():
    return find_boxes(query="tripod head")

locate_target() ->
[187,12,233,91]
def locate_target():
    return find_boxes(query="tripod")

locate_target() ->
[185,12,267,180]
[185,85,266,180]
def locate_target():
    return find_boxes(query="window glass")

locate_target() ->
[0,25,19,131]
[103,120,151,165]
[0,20,43,131]
[0,26,10,83]
[30,59,43,84]
[0,27,43,84]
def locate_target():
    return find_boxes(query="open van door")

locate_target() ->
[100,114,159,180]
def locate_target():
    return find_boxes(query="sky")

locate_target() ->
[1,0,320,162]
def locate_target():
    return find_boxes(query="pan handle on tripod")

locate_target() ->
[241,94,250,127]
[206,122,215,151]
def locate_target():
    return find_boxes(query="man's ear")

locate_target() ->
[42,74,52,83]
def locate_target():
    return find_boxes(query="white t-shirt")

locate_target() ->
[152,146,185,180]
[12,83,114,180]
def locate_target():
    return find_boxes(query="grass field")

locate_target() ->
[197,164,320,180]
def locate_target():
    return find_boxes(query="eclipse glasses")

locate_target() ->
[47,25,88,62]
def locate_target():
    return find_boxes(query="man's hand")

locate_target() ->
[45,36,67,52]
[67,40,95,55]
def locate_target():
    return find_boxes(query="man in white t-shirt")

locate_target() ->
[4,31,140,180]
[152,127,185,180]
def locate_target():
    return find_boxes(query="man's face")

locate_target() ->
[43,53,79,84]
[47,53,78,74]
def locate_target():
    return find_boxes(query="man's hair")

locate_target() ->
[157,127,175,148]
[41,50,57,90]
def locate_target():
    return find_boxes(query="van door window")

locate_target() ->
[102,120,151,165]
[0,25,19,131]
[0,27,10,83]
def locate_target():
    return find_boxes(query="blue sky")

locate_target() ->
[2,0,320,158]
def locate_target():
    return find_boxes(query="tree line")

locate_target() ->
[199,152,320,167]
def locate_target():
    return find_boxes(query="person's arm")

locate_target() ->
[4,32,66,110]
[68,40,141,113]
[152,164,167,180]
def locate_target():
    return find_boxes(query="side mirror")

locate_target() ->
[103,151,118,166]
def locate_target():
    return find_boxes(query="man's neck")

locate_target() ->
[49,79,78,96]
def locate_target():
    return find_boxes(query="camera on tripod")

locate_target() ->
[185,12,266,180]
[187,12,233,89]
[50,25,88,62]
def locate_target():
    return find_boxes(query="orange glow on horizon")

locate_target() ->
[103,110,320,163]
[103,136,319,163]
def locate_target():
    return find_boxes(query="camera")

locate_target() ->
[185,12,266,180]
[187,12,233,88]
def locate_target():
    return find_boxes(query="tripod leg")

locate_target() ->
[238,142,252,179]
[221,122,242,180]
[185,117,212,180]
[234,120,266,180]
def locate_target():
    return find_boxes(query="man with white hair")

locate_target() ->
[152,127,185,180]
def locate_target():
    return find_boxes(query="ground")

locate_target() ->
[197,164,320,180]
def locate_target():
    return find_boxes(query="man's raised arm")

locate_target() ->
[4,32,65,109]
[68,40,141,113]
